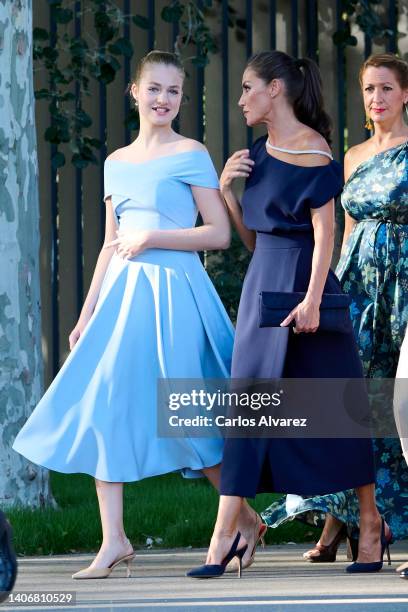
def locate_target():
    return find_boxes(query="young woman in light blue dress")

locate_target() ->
[12,50,263,579]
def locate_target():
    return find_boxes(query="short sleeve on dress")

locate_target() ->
[249,135,268,160]
[177,150,219,188]
[102,160,131,224]
[308,161,343,208]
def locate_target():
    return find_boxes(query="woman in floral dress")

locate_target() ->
[262,52,408,555]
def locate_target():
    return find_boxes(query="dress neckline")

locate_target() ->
[264,150,335,169]
[266,139,333,160]
[345,139,408,187]
[106,149,206,167]
[262,137,334,169]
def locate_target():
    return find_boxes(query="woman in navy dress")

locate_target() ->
[187,51,383,579]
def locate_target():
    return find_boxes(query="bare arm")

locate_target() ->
[220,149,256,252]
[281,200,334,333]
[106,185,231,258]
[340,149,357,254]
[149,184,231,251]
[69,199,118,348]
[307,202,335,304]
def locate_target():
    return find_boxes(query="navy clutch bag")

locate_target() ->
[259,291,352,333]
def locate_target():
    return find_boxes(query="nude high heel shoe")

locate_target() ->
[226,513,267,572]
[396,560,408,573]
[72,552,135,580]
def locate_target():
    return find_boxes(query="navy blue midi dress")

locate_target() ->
[220,136,375,498]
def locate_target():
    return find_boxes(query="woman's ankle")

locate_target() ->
[101,533,130,548]
[317,516,344,546]
[212,528,237,541]
[326,514,342,528]
[240,503,257,524]
[359,511,381,527]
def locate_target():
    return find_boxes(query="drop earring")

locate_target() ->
[365,115,373,131]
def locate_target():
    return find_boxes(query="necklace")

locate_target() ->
[265,139,333,160]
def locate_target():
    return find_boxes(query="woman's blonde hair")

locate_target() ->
[359,52,408,90]
[132,50,185,84]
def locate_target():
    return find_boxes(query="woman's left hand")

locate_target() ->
[280,298,320,333]
[104,230,152,259]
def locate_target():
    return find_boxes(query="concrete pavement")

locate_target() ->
[2,542,408,611]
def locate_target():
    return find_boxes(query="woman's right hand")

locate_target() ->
[68,317,91,350]
[220,149,254,196]
[280,297,320,334]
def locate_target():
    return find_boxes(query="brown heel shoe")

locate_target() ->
[304,524,347,563]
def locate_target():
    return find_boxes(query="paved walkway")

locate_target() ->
[2,542,408,611]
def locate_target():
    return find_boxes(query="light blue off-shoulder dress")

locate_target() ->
[13,150,234,482]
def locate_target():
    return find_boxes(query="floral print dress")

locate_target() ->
[261,142,408,539]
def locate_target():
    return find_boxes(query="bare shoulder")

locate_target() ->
[301,129,332,155]
[344,141,371,178]
[106,139,208,163]
[173,138,207,153]
[106,146,132,161]
[288,128,332,166]
[344,141,368,162]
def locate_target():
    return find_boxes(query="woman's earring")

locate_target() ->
[134,98,139,108]
[365,115,373,131]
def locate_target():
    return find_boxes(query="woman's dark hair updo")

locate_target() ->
[247,50,332,144]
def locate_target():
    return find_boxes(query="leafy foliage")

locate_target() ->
[34,2,120,169]
[34,1,217,169]
[333,0,395,48]
[171,1,218,67]
[34,1,398,170]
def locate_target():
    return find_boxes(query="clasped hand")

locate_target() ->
[280,298,320,334]
[104,230,151,259]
